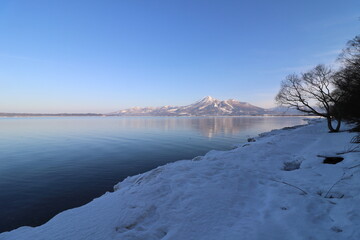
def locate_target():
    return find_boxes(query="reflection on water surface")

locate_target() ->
[0,116,307,232]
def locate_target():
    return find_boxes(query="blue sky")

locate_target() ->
[1,0,359,113]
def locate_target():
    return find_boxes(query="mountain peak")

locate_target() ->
[200,96,217,102]
[204,96,214,100]
[112,97,267,116]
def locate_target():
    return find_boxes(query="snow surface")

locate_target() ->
[1,119,360,240]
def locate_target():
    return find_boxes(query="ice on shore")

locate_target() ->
[1,119,359,240]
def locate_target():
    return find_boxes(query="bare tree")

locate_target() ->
[338,35,360,68]
[334,35,360,122]
[276,65,342,132]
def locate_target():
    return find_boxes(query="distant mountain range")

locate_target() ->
[267,106,304,115]
[0,113,104,117]
[0,96,306,117]
[109,96,304,116]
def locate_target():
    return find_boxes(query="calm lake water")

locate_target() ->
[0,116,307,232]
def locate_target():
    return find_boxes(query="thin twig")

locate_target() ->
[270,179,308,195]
[349,163,360,169]
[336,145,360,155]
[324,172,346,198]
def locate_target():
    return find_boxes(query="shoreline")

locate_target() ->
[1,119,359,239]
[0,114,311,119]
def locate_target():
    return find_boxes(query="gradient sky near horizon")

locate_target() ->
[1,0,359,113]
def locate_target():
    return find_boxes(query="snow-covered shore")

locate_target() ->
[1,119,359,240]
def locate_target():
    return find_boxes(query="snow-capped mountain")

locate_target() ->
[110,96,268,116]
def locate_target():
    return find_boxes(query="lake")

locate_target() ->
[0,116,307,232]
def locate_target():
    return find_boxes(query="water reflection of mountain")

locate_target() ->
[114,117,300,138]
[189,117,258,138]
[0,117,304,139]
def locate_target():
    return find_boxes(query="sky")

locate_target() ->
[0,0,359,113]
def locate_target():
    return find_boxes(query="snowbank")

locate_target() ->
[1,120,359,240]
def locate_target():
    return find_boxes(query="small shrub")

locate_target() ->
[282,160,301,171]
